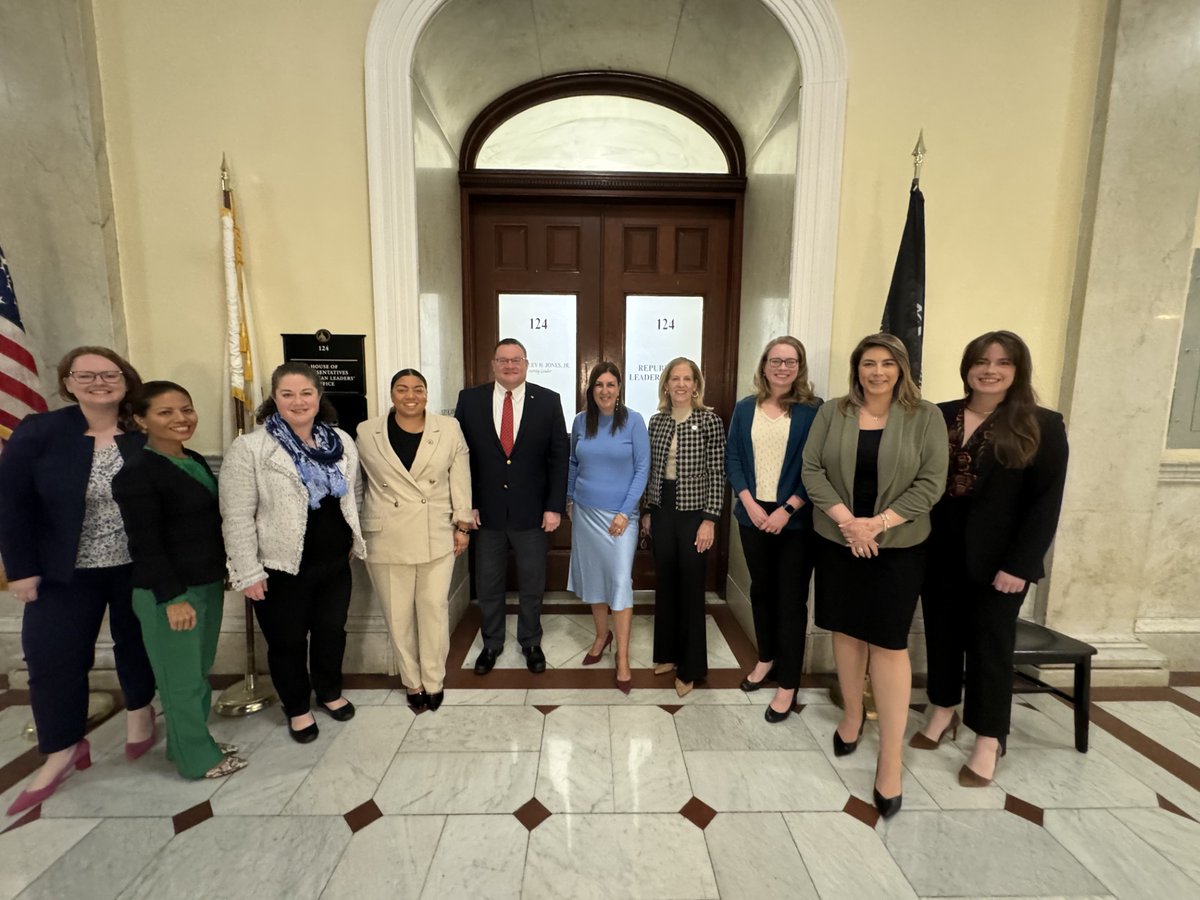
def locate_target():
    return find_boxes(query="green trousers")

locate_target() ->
[132,582,224,779]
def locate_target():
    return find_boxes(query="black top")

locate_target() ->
[111,447,225,603]
[929,400,1069,583]
[387,414,423,471]
[303,495,352,561]
[852,429,883,518]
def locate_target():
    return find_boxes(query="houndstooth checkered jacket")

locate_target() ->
[644,408,726,520]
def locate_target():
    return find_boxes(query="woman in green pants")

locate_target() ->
[113,381,247,779]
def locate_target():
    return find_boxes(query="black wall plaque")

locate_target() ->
[282,332,368,437]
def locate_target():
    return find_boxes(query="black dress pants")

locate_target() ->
[473,525,548,652]
[253,555,352,717]
[923,534,1029,738]
[739,519,812,689]
[650,481,709,683]
[23,564,156,753]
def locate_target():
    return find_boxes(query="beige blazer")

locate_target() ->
[356,412,473,565]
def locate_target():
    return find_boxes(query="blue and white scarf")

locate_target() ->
[263,412,347,509]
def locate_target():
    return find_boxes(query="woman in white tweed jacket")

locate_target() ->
[219,362,366,744]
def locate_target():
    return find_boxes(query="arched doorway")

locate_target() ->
[459,72,746,591]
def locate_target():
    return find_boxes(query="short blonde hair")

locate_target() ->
[657,357,709,412]
[838,333,921,414]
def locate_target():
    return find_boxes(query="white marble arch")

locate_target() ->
[363,0,847,398]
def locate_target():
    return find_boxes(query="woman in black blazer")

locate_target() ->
[113,382,248,779]
[913,331,1069,787]
[1,347,156,815]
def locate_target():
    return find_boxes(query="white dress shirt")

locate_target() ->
[492,381,527,442]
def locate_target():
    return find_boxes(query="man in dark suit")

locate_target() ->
[455,338,569,674]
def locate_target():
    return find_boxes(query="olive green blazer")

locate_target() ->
[801,398,949,548]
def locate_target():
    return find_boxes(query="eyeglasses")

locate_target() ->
[766,358,799,369]
[493,356,527,366]
[69,370,124,384]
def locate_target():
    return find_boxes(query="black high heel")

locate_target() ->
[426,691,445,711]
[406,691,429,712]
[764,688,796,724]
[740,664,778,692]
[833,713,866,757]
[873,786,902,818]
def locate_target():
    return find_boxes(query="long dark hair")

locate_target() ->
[56,345,143,432]
[255,361,338,425]
[584,361,628,438]
[130,381,192,418]
[960,330,1040,468]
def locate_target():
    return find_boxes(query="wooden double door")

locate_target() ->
[463,194,743,592]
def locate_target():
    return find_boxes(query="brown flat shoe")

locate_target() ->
[653,663,676,676]
[675,678,694,698]
[205,755,249,779]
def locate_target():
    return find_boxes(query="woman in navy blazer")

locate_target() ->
[726,336,822,723]
[912,331,1069,788]
[0,347,156,815]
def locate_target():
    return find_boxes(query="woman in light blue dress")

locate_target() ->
[567,362,650,693]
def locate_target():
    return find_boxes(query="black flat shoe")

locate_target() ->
[288,719,319,744]
[426,691,445,711]
[739,665,777,692]
[318,699,356,722]
[764,688,796,724]
[474,647,499,676]
[406,691,429,712]
[873,787,902,818]
[833,713,866,757]
[522,645,546,674]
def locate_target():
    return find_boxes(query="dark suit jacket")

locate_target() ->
[0,405,145,585]
[112,448,226,603]
[931,400,1069,584]
[454,381,569,531]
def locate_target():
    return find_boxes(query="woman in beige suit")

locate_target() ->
[357,369,472,711]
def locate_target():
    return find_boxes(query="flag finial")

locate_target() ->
[911,130,926,188]
[220,154,230,192]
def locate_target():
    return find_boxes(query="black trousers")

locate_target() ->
[253,555,352,717]
[650,481,709,683]
[474,525,547,651]
[923,561,1028,739]
[739,519,812,689]
[23,564,156,753]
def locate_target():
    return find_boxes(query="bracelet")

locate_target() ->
[879,512,890,531]
[456,527,472,536]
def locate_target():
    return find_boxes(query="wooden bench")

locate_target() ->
[1012,618,1097,752]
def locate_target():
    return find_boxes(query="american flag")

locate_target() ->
[0,243,49,440]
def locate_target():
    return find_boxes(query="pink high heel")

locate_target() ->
[6,739,91,816]
[125,707,157,760]
[583,631,613,666]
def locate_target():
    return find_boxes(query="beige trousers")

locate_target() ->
[368,552,455,693]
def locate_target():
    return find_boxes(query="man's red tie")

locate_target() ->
[500,390,514,456]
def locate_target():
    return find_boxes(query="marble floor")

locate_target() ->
[2,607,1199,900]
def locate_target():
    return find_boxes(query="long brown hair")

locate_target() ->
[753,336,818,410]
[838,333,921,414]
[56,345,143,432]
[583,361,628,437]
[960,330,1040,468]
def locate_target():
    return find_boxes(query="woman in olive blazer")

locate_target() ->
[802,333,948,818]
[356,369,472,711]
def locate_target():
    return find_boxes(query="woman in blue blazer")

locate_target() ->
[1,347,156,815]
[912,331,1069,788]
[726,336,822,723]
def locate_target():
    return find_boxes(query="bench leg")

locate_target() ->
[1073,657,1091,753]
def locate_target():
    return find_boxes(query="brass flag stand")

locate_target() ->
[215,156,276,718]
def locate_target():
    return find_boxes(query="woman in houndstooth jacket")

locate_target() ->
[639,357,725,697]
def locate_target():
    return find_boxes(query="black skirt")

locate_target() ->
[813,534,927,650]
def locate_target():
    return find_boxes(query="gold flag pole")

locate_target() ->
[214,155,276,717]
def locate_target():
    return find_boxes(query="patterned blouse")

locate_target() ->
[75,444,132,568]
[645,407,726,520]
[946,406,994,498]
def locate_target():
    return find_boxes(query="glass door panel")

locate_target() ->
[623,295,704,419]
[498,292,578,428]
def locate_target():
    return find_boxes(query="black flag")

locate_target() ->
[881,184,925,385]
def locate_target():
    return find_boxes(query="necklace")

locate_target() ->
[965,405,997,416]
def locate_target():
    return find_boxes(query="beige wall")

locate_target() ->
[90,0,1107,452]
[832,0,1105,405]
[92,0,378,452]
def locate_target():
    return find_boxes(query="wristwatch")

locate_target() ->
[782,502,797,516]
